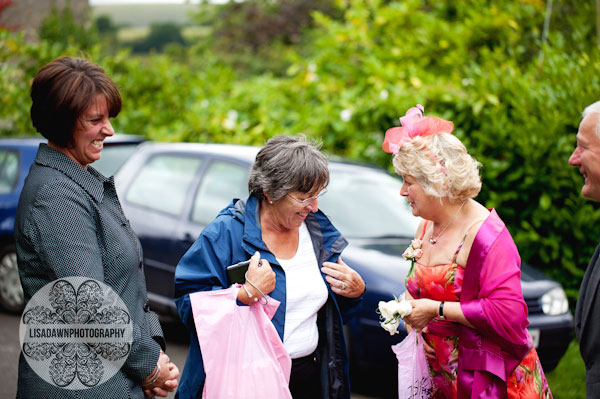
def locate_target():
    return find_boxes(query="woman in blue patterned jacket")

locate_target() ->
[15,56,179,398]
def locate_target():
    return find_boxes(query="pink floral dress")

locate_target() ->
[405,221,552,399]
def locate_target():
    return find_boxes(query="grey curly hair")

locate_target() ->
[248,134,329,202]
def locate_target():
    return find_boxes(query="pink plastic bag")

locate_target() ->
[190,285,292,399]
[392,329,433,399]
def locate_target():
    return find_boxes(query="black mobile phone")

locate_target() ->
[226,260,251,284]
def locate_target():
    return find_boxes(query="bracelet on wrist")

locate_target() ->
[438,301,446,320]
[244,271,268,305]
[146,362,161,385]
[242,283,258,302]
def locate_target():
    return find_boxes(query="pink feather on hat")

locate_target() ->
[382,104,454,154]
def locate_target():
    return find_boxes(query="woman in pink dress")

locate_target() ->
[383,105,552,399]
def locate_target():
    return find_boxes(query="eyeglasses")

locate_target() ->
[287,189,328,205]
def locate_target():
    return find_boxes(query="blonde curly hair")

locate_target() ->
[392,133,482,202]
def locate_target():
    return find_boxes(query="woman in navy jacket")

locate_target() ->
[174,135,366,399]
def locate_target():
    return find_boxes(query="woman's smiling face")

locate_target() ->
[63,94,115,168]
[270,188,323,231]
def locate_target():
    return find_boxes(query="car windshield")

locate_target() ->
[93,144,141,177]
[318,164,420,239]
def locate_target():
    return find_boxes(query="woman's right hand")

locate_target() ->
[240,251,276,303]
[404,298,438,330]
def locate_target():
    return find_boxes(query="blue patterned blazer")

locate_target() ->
[14,144,164,398]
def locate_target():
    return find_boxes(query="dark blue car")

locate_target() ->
[0,135,144,313]
[113,141,573,380]
[0,138,42,312]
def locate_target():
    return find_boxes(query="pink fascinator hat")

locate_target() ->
[382,104,454,154]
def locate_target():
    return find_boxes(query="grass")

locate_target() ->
[92,4,199,27]
[545,339,585,398]
[116,25,210,44]
[182,25,210,41]
[95,4,212,45]
[117,26,149,42]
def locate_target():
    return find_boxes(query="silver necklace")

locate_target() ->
[429,200,467,245]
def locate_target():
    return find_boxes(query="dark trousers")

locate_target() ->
[289,352,322,399]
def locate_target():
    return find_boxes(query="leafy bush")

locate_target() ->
[95,15,116,34]
[2,0,599,305]
[127,22,186,53]
[188,0,337,75]
[209,0,337,50]
[289,0,600,303]
[38,4,98,51]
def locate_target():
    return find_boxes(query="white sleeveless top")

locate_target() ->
[277,222,329,359]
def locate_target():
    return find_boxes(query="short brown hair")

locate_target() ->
[30,57,122,147]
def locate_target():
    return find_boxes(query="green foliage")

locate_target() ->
[0,0,101,137]
[236,0,599,303]
[188,0,337,75]
[0,30,108,137]
[0,32,33,136]
[93,15,120,54]
[210,0,337,50]
[95,15,116,34]
[38,4,98,51]
[91,3,198,27]
[2,0,600,304]
[127,22,186,53]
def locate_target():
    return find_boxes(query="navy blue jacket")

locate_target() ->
[174,195,362,398]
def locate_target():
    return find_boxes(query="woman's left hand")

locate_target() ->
[321,257,365,298]
[403,298,438,331]
[142,351,180,397]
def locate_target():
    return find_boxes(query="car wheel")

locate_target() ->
[0,244,24,313]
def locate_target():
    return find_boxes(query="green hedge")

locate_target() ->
[2,0,599,305]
